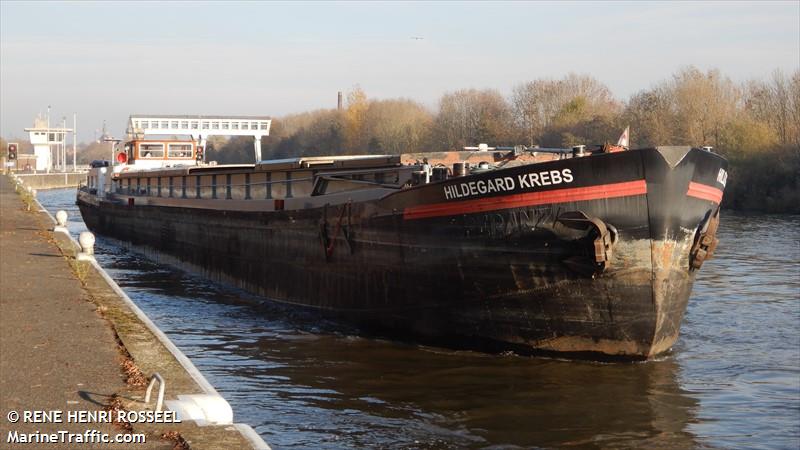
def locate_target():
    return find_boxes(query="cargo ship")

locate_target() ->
[77,128,727,360]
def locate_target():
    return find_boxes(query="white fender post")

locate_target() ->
[76,231,96,262]
[165,394,234,426]
[54,210,69,234]
[25,186,34,210]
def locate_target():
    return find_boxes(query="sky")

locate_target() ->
[1,1,798,143]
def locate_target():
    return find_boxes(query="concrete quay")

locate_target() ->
[0,175,268,449]
[11,172,85,190]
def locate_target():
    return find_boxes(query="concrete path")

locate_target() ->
[0,176,169,449]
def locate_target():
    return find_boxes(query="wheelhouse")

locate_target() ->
[116,135,200,172]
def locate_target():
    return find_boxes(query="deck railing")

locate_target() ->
[114,175,315,200]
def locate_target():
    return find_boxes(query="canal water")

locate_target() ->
[38,189,799,449]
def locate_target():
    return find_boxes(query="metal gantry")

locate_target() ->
[127,115,272,161]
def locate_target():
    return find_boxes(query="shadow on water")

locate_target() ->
[37,189,799,449]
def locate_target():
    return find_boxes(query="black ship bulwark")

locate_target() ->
[77,143,727,359]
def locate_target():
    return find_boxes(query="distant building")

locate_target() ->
[24,115,72,172]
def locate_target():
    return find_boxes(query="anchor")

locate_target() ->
[690,207,720,270]
[558,211,618,276]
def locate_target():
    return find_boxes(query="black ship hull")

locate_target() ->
[78,147,727,359]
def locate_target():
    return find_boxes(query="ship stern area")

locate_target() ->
[389,147,726,360]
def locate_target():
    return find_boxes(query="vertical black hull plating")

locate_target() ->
[78,147,727,359]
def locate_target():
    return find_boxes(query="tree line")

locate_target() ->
[208,67,798,212]
[3,66,796,212]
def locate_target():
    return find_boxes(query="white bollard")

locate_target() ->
[165,394,234,426]
[24,186,33,210]
[76,231,96,261]
[54,210,69,234]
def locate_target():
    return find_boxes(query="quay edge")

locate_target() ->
[27,182,270,450]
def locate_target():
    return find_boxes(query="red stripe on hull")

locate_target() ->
[404,180,648,220]
[686,182,723,204]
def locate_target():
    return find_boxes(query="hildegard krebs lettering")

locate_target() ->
[443,169,573,200]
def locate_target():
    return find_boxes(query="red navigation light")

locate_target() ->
[116,152,128,163]
[7,143,17,160]
[196,146,204,161]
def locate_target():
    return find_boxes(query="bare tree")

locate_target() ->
[363,99,433,154]
[430,88,515,150]
[512,74,619,146]
[344,86,369,153]
[669,67,740,147]
[623,87,676,147]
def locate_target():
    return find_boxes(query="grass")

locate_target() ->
[67,258,91,284]
[17,188,36,211]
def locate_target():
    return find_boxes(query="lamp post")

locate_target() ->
[73,113,77,172]
[47,105,51,173]
[62,116,67,172]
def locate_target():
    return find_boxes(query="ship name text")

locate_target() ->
[444,169,573,200]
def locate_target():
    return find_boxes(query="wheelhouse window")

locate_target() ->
[168,143,193,158]
[139,143,165,158]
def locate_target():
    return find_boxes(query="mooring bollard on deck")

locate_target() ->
[76,231,96,262]
[54,210,69,234]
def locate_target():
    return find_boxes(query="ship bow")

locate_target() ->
[643,146,727,356]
